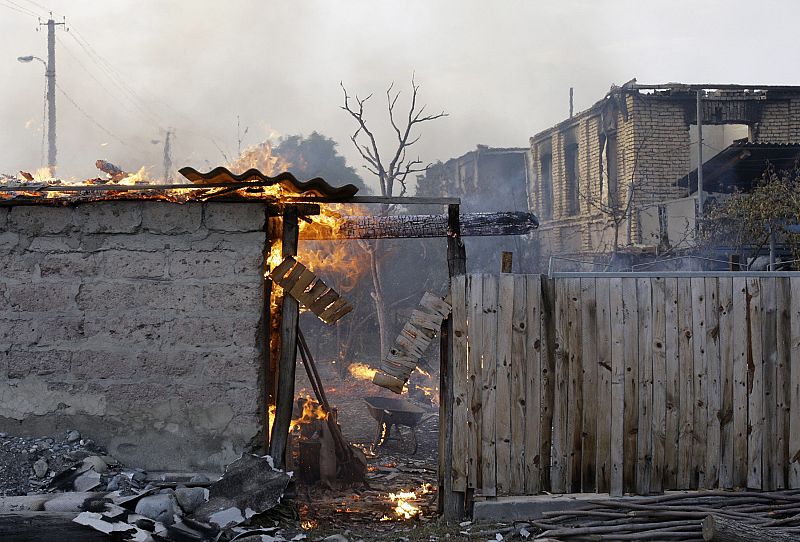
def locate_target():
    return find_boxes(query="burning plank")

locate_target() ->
[373,292,451,393]
[268,256,353,324]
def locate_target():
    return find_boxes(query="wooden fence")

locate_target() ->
[449,273,800,496]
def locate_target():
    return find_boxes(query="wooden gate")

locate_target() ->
[449,273,800,496]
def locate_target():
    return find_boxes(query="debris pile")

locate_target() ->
[73,453,294,541]
[0,430,121,496]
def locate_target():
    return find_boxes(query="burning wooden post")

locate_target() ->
[269,205,300,468]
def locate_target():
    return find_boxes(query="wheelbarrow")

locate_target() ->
[364,396,426,455]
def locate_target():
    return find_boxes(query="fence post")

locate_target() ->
[441,204,467,520]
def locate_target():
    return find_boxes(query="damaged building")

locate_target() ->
[528,81,800,268]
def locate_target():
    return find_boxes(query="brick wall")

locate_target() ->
[529,88,800,260]
[0,201,267,471]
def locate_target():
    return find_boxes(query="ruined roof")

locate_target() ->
[178,167,360,199]
[678,142,800,194]
[0,167,359,206]
[531,80,800,142]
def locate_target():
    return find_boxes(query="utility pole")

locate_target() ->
[162,129,174,182]
[40,16,65,174]
[696,89,704,219]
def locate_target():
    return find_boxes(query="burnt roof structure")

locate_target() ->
[678,142,800,194]
[178,167,360,198]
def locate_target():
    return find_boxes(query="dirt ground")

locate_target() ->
[293,361,445,538]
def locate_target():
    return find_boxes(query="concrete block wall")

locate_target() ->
[0,201,268,471]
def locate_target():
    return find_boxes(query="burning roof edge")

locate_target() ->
[178,167,359,199]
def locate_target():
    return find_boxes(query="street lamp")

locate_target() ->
[17,53,54,172]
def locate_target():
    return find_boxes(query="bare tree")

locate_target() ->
[341,77,447,357]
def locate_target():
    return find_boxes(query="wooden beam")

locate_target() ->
[441,203,467,521]
[284,195,461,205]
[269,205,300,468]
[300,211,538,240]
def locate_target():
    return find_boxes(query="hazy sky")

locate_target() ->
[1,0,799,192]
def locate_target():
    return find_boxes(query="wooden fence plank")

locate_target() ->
[761,277,777,491]
[595,278,613,493]
[466,275,483,490]
[732,277,749,488]
[651,277,667,494]
[510,275,527,494]
[566,278,584,493]
[451,275,469,492]
[480,274,498,496]
[495,274,514,495]
[717,277,735,489]
[609,277,625,497]
[580,278,598,493]
[790,278,800,488]
[622,278,639,494]
[677,277,695,489]
[776,277,791,489]
[664,277,680,490]
[704,278,722,489]
[636,278,653,495]
[748,277,764,490]
[524,275,542,494]
[690,277,708,488]
[540,278,556,491]
[551,278,570,492]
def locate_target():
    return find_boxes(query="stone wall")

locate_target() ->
[0,201,268,472]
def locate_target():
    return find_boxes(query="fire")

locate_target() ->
[348,362,377,381]
[268,404,276,437]
[384,483,435,520]
[289,397,328,432]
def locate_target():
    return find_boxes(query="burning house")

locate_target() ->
[528,81,800,267]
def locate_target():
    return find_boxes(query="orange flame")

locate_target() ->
[289,397,328,432]
[348,362,378,382]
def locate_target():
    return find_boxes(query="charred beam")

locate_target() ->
[301,211,539,240]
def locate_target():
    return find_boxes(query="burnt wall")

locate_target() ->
[0,201,267,472]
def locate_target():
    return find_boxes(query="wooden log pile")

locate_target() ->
[530,490,800,541]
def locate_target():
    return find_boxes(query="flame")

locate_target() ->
[385,484,434,520]
[268,404,276,437]
[289,397,328,432]
[348,362,377,382]
[300,520,317,530]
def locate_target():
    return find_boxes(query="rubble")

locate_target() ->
[0,430,118,496]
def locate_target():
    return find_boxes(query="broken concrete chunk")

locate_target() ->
[193,453,291,529]
[324,535,349,542]
[175,486,208,514]
[73,469,102,492]
[82,455,108,473]
[66,430,81,443]
[32,458,48,478]
[73,511,136,535]
[135,492,180,525]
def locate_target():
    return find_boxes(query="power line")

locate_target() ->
[0,0,38,18]
[55,34,155,126]
[55,82,128,146]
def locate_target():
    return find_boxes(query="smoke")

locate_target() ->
[1,0,797,188]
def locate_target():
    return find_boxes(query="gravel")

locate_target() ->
[0,430,121,496]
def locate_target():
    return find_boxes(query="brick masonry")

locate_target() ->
[529,88,800,259]
[0,201,268,471]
